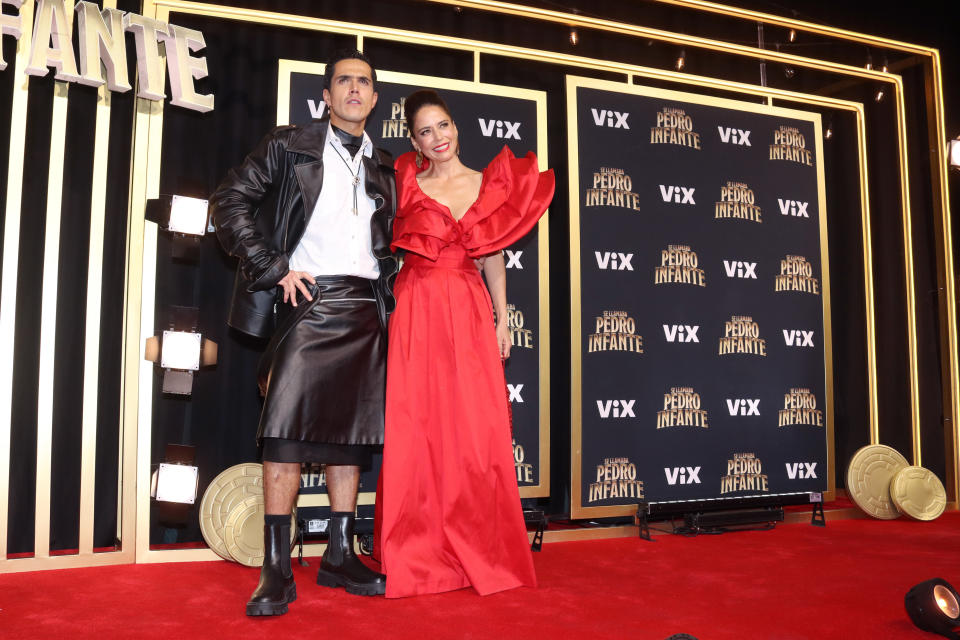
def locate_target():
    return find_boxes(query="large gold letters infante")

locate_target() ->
[0,0,213,112]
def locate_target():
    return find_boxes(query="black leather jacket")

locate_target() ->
[210,119,398,338]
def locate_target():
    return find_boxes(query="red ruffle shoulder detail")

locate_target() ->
[391,146,555,259]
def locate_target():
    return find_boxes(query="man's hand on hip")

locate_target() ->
[278,270,316,307]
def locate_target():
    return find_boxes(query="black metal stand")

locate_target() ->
[296,518,309,566]
[636,503,653,541]
[810,500,826,527]
[524,509,547,551]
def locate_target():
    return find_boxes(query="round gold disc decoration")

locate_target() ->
[846,444,909,519]
[199,463,263,560]
[221,494,298,567]
[223,495,268,567]
[890,466,946,521]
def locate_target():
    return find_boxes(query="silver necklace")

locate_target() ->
[332,140,364,216]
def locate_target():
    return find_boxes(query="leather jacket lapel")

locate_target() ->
[288,120,329,249]
[294,160,324,229]
[363,149,395,259]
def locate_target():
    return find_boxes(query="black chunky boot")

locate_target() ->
[246,520,296,616]
[316,512,386,596]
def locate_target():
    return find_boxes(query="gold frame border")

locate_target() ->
[423,0,895,80]
[0,0,944,574]
[424,0,959,502]
[132,0,880,555]
[567,75,836,519]
[275,59,551,498]
[0,0,35,565]
[0,0,138,573]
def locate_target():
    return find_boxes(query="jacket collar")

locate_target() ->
[288,117,393,171]
[287,118,329,160]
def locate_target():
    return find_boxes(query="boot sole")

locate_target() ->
[316,569,385,596]
[246,583,297,616]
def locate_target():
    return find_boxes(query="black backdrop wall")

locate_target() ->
[2,0,956,552]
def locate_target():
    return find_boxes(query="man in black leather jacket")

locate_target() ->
[210,49,397,616]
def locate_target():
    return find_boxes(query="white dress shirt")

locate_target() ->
[288,125,380,279]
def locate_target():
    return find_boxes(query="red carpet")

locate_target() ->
[2,513,959,639]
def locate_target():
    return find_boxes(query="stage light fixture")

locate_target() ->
[825,127,833,140]
[948,138,960,170]
[144,306,218,396]
[788,28,797,43]
[161,330,202,371]
[569,27,579,45]
[784,66,795,79]
[875,87,885,102]
[865,53,874,71]
[676,50,686,71]
[145,194,211,236]
[905,578,960,639]
[168,195,209,236]
[154,462,200,503]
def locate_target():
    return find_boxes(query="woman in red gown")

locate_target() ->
[378,90,554,598]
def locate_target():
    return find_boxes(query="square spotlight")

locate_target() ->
[161,330,202,371]
[167,195,209,236]
[949,139,960,170]
[155,462,199,504]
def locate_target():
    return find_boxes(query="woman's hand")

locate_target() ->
[278,270,315,307]
[496,320,511,359]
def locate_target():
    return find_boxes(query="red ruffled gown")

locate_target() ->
[378,146,554,598]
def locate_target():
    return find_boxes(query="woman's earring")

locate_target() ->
[415,149,423,168]
[456,143,461,156]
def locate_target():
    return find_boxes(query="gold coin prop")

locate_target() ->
[199,463,263,560]
[846,444,909,519]
[221,494,297,567]
[890,466,947,521]
[199,463,296,565]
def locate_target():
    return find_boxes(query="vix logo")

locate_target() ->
[478,119,521,140]
[507,384,524,403]
[778,199,810,217]
[664,466,702,485]
[785,462,818,479]
[591,108,630,129]
[726,399,760,416]
[505,250,523,269]
[663,324,700,343]
[659,185,696,205]
[783,330,815,347]
[595,251,634,271]
[718,126,752,146]
[596,399,636,419]
[307,99,326,119]
[723,260,758,279]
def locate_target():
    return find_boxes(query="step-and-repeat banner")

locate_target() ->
[277,63,550,512]
[568,76,833,518]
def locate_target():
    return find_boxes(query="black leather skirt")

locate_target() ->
[256,276,386,446]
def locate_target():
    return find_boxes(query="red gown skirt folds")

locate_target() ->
[379,147,555,598]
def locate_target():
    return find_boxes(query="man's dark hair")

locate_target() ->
[323,49,377,91]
